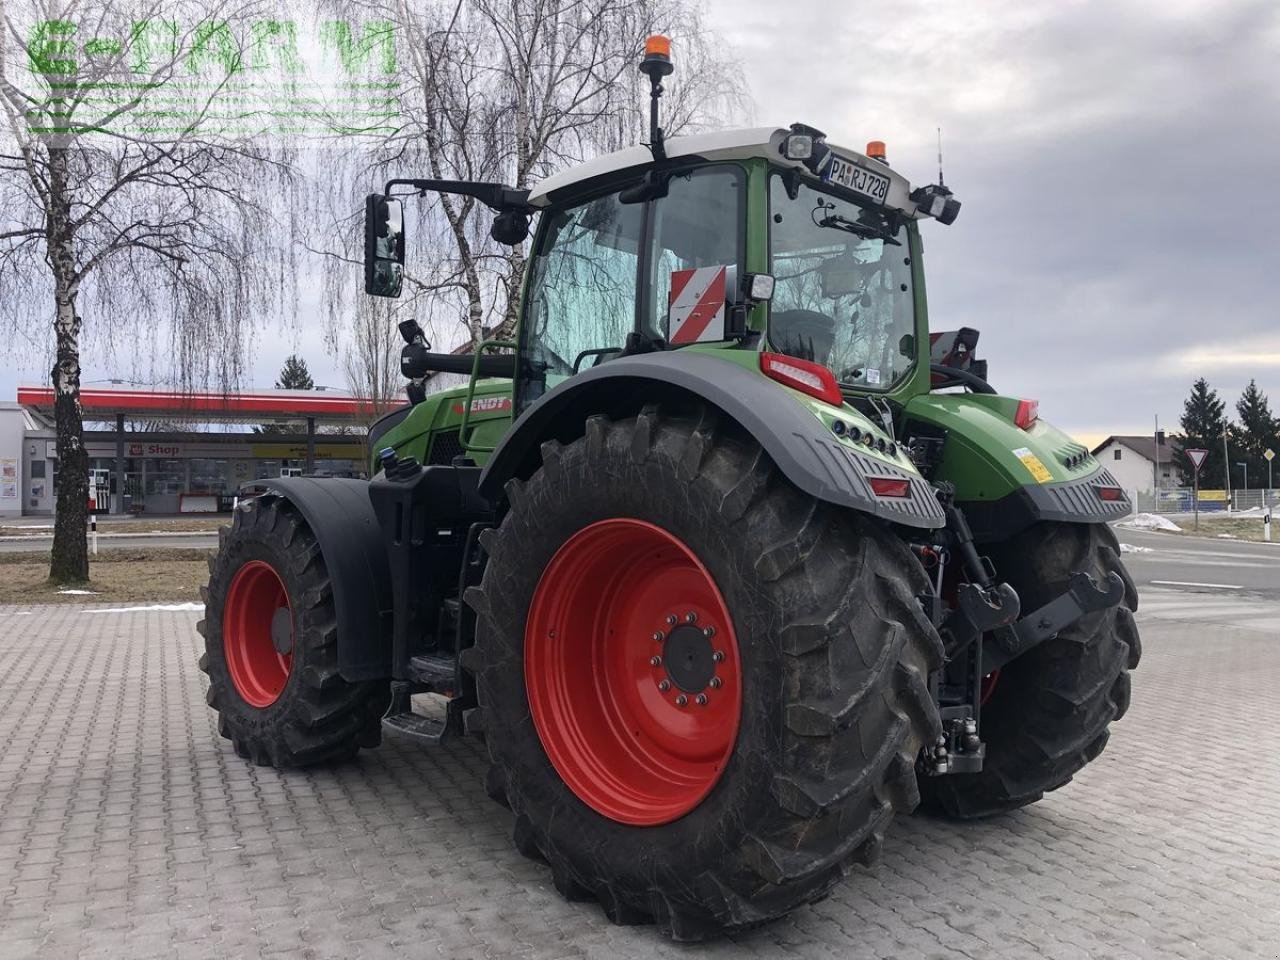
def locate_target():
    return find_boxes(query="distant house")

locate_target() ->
[1091,435,1184,493]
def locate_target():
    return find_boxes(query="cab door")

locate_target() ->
[515,164,747,412]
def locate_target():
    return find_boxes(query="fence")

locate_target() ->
[1128,487,1277,516]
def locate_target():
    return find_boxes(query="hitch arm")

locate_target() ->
[984,571,1126,673]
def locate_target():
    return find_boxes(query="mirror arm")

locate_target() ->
[383,178,534,213]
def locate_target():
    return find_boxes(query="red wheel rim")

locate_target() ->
[223,560,293,708]
[525,518,742,826]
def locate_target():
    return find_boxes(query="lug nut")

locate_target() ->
[658,679,670,692]
[702,625,715,638]
[712,651,725,663]
[649,655,662,667]
[666,614,678,627]
[709,677,722,689]
[675,694,688,707]
[685,611,697,623]
[652,630,664,642]
[696,694,708,706]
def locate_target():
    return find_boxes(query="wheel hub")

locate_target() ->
[271,607,294,655]
[661,624,716,693]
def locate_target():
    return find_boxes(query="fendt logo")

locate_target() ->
[450,397,513,416]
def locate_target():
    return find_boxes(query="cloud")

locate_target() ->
[709,0,1280,432]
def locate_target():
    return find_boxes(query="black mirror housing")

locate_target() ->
[490,208,530,245]
[364,194,406,297]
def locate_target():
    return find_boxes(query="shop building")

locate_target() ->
[3,384,376,517]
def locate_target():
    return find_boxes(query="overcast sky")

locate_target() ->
[4,0,1277,446]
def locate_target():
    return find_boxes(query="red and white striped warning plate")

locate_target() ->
[668,266,727,345]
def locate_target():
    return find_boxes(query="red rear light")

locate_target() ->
[1096,485,1124,502]
[867,477,911,498]
[760,352,843,406]
[1014,398,1039,430]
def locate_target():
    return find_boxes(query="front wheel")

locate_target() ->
[466,408,944,939]
[921,521,1141,818]
[198,497,389,766]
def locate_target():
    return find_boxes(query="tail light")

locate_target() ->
[867,477,911,498]
[760,352,843,406]
[1014,398,1039,430]
[1096,485,1124,502]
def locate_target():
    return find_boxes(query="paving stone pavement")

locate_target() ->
[0,592,1278,959]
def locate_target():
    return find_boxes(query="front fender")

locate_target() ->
[479,350,945,529]
[252,478,392,681]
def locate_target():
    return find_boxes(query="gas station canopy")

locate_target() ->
[17,382,376,423]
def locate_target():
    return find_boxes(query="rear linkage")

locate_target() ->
[911,482,1125,777]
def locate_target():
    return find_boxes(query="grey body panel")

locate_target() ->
[480,350,945,529]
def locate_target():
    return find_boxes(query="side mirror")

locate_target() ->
[490,208,530,245]
[364,194,405,298]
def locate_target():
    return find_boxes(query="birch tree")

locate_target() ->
[311,0,745,359]
[0,0,299,582]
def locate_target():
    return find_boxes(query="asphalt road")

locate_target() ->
[1114,524,1280,599]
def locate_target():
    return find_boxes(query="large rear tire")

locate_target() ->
[921,521,1141,818]
[465,408,944,940]
[198,497,389,767]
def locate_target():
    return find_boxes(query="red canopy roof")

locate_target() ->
[17,383,377,422]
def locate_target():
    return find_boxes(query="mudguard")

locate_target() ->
[479,350,946,529]
[253,477,393,681]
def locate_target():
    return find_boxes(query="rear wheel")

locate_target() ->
[921,521,1141,818]
[466,408,944,939]
[198,497,389,766]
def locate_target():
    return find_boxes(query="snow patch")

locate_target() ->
[1116,512,1182,533]
[85,602,204,614]
[58,589,98,595]
[1228,506,1269,518]
[1120,543,1154,554]
[1217,533,1238,539]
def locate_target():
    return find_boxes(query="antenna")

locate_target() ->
[936,127,945,187]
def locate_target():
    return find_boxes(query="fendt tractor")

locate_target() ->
[199,37,1141,939]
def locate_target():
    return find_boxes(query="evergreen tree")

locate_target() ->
[1234,380,1279,490]
[1175,378,1229,488]
[275,354,314,390]
[255,355,314,434]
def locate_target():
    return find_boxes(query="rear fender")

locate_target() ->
[479,350,945,529]
[251,477,392,681]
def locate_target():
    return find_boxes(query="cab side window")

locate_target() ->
[522,191,643,390]
[648,166,744,341]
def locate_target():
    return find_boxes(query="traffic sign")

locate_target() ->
[1265,448,1275,462]
[1186,448,1209,472]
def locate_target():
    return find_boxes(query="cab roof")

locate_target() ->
[527,125,926,218]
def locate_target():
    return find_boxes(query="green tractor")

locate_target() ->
[199,37,1140,940]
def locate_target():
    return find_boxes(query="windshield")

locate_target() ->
[768,176,916,390]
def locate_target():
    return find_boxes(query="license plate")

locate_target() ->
[825,154,890,204]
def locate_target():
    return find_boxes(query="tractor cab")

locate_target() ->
[364,120,959,427]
